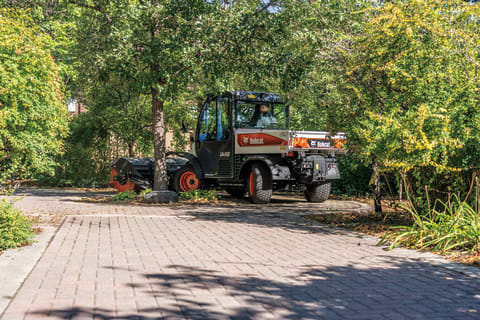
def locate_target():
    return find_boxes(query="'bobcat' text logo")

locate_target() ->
[238,133,286,147]
[250,137,264,145]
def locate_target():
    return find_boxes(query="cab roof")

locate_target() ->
[213,90,286,103]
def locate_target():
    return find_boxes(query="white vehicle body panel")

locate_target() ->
[234,129,346,154]
[234,129,289,154]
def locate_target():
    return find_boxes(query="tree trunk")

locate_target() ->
[128,141,135,158]
[399,175,403,201]
[373,160,382,213]
[152,88,168,190]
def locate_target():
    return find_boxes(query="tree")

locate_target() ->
[0,9,68,181]
[0,1,81,94]
[71,0,294,194]
[331,0,480,210]
[80,76,153,158]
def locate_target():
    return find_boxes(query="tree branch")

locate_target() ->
[68,0,113,24]
[257,0,277,14]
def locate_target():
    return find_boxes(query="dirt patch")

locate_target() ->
[74,195,241,207]
[304,204,412,237]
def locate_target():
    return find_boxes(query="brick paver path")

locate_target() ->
[2,189,479,319]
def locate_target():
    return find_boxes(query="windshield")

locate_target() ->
[235,101,288,129]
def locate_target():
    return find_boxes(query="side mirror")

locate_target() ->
[286,105,290,128]
[181,120,188,133]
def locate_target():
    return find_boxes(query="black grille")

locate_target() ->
[234,155,242,179]
[218,160,232,177]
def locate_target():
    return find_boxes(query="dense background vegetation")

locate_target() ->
[1,0,480,215]
[0,9,68,182]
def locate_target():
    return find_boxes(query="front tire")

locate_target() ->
[173,165,200,193]
[305,182,331,203]
[247,164,272,204]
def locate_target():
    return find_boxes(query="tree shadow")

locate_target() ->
[13,188,370,223]
[13,187,115,199]
[165,204,369,239]
[28,260,480,319]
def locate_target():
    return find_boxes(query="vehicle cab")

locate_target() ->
[187,90,345,203]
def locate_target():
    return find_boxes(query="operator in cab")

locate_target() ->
[252,104,277,128]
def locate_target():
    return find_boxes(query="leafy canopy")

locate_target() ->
[0,9,68,181]
[332,0,480,206]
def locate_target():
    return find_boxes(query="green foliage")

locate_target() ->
[278,0,370,132]
[331,155,373,197]
[0,9,68,182]
[0,1,81,93]
[37,112,113,188]
[0,199,34,251]
[381,196,480,254]
[0,185,15,196]
[180,189,220,202]
[111,191,138,202]
[339,0,479,167]
[7,0,480,206]
[68,0,312,190]
[327,0,480,209]
[139,188,152,197]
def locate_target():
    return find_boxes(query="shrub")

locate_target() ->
[0,199,34,251]
[111,191,138,201]
[180,189,220,202]
[381,196,480,254]
[329,0,480,212]
[331,154,401,198]
[139,188,152,197]
[37,106,154,189]
[331,154,373,197]
[0,9,68,182]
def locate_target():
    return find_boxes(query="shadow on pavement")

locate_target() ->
[12,188,369,219]
[164,205,368,238]
[28,260,480,319]
[13,187,115,198]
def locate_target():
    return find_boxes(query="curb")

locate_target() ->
[0,226,56,317]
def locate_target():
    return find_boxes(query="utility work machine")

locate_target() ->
[110,90,346,203]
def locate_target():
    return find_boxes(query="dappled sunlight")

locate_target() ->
[29,261,480,319]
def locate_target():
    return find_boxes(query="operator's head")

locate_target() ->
[259,104,269,113]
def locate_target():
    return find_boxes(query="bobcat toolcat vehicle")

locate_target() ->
[110,90,346,203]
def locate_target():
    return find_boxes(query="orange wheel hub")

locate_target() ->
[179,171,199,192]
[249,172,255,196]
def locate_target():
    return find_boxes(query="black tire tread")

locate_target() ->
[305,183,331,203]
[248,164,272,204]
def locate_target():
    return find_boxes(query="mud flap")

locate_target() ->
[326,163,340,180]
[312,157,326,181]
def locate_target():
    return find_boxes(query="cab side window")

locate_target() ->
[217,97,231,141]
[198,99,217,141]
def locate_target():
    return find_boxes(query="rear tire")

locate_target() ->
[247,164,272,204]
[173,165,200,193]
[225,187,246,198]
[305,182,331,203]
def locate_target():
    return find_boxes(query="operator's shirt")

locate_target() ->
[256,115,278,127]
